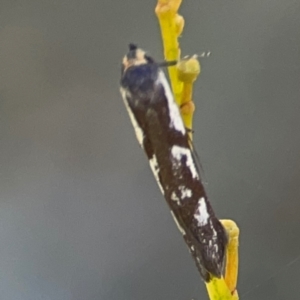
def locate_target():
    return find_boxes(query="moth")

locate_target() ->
[120,44,228,282]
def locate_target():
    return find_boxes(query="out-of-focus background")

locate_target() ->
[1,1,300,299]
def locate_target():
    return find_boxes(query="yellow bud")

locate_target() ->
[155,0,182,16]
[180,101,195,116]
[175,14,184,36]
[177,56,200,83]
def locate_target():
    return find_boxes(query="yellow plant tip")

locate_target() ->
[221,219,239,298]
[155,0,182,16]
[177,57,201,83]
[175,14,184,37]
[221,219,240,242]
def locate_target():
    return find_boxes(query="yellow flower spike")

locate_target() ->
[155,2,240,300]
[155,0,183,103]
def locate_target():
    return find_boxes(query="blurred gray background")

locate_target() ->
[0,0,300,299]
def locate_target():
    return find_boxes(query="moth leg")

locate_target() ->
[220,219,240,299]
[185,127,194,134]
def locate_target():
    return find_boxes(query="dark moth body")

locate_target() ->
[120,45,228,282]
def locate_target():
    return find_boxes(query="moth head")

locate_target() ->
[122,44,154,73]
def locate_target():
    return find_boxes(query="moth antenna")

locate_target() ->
[185,127,194,134]
[158,60,177,67]
[198,51,211,58]
[187,133,208,185]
